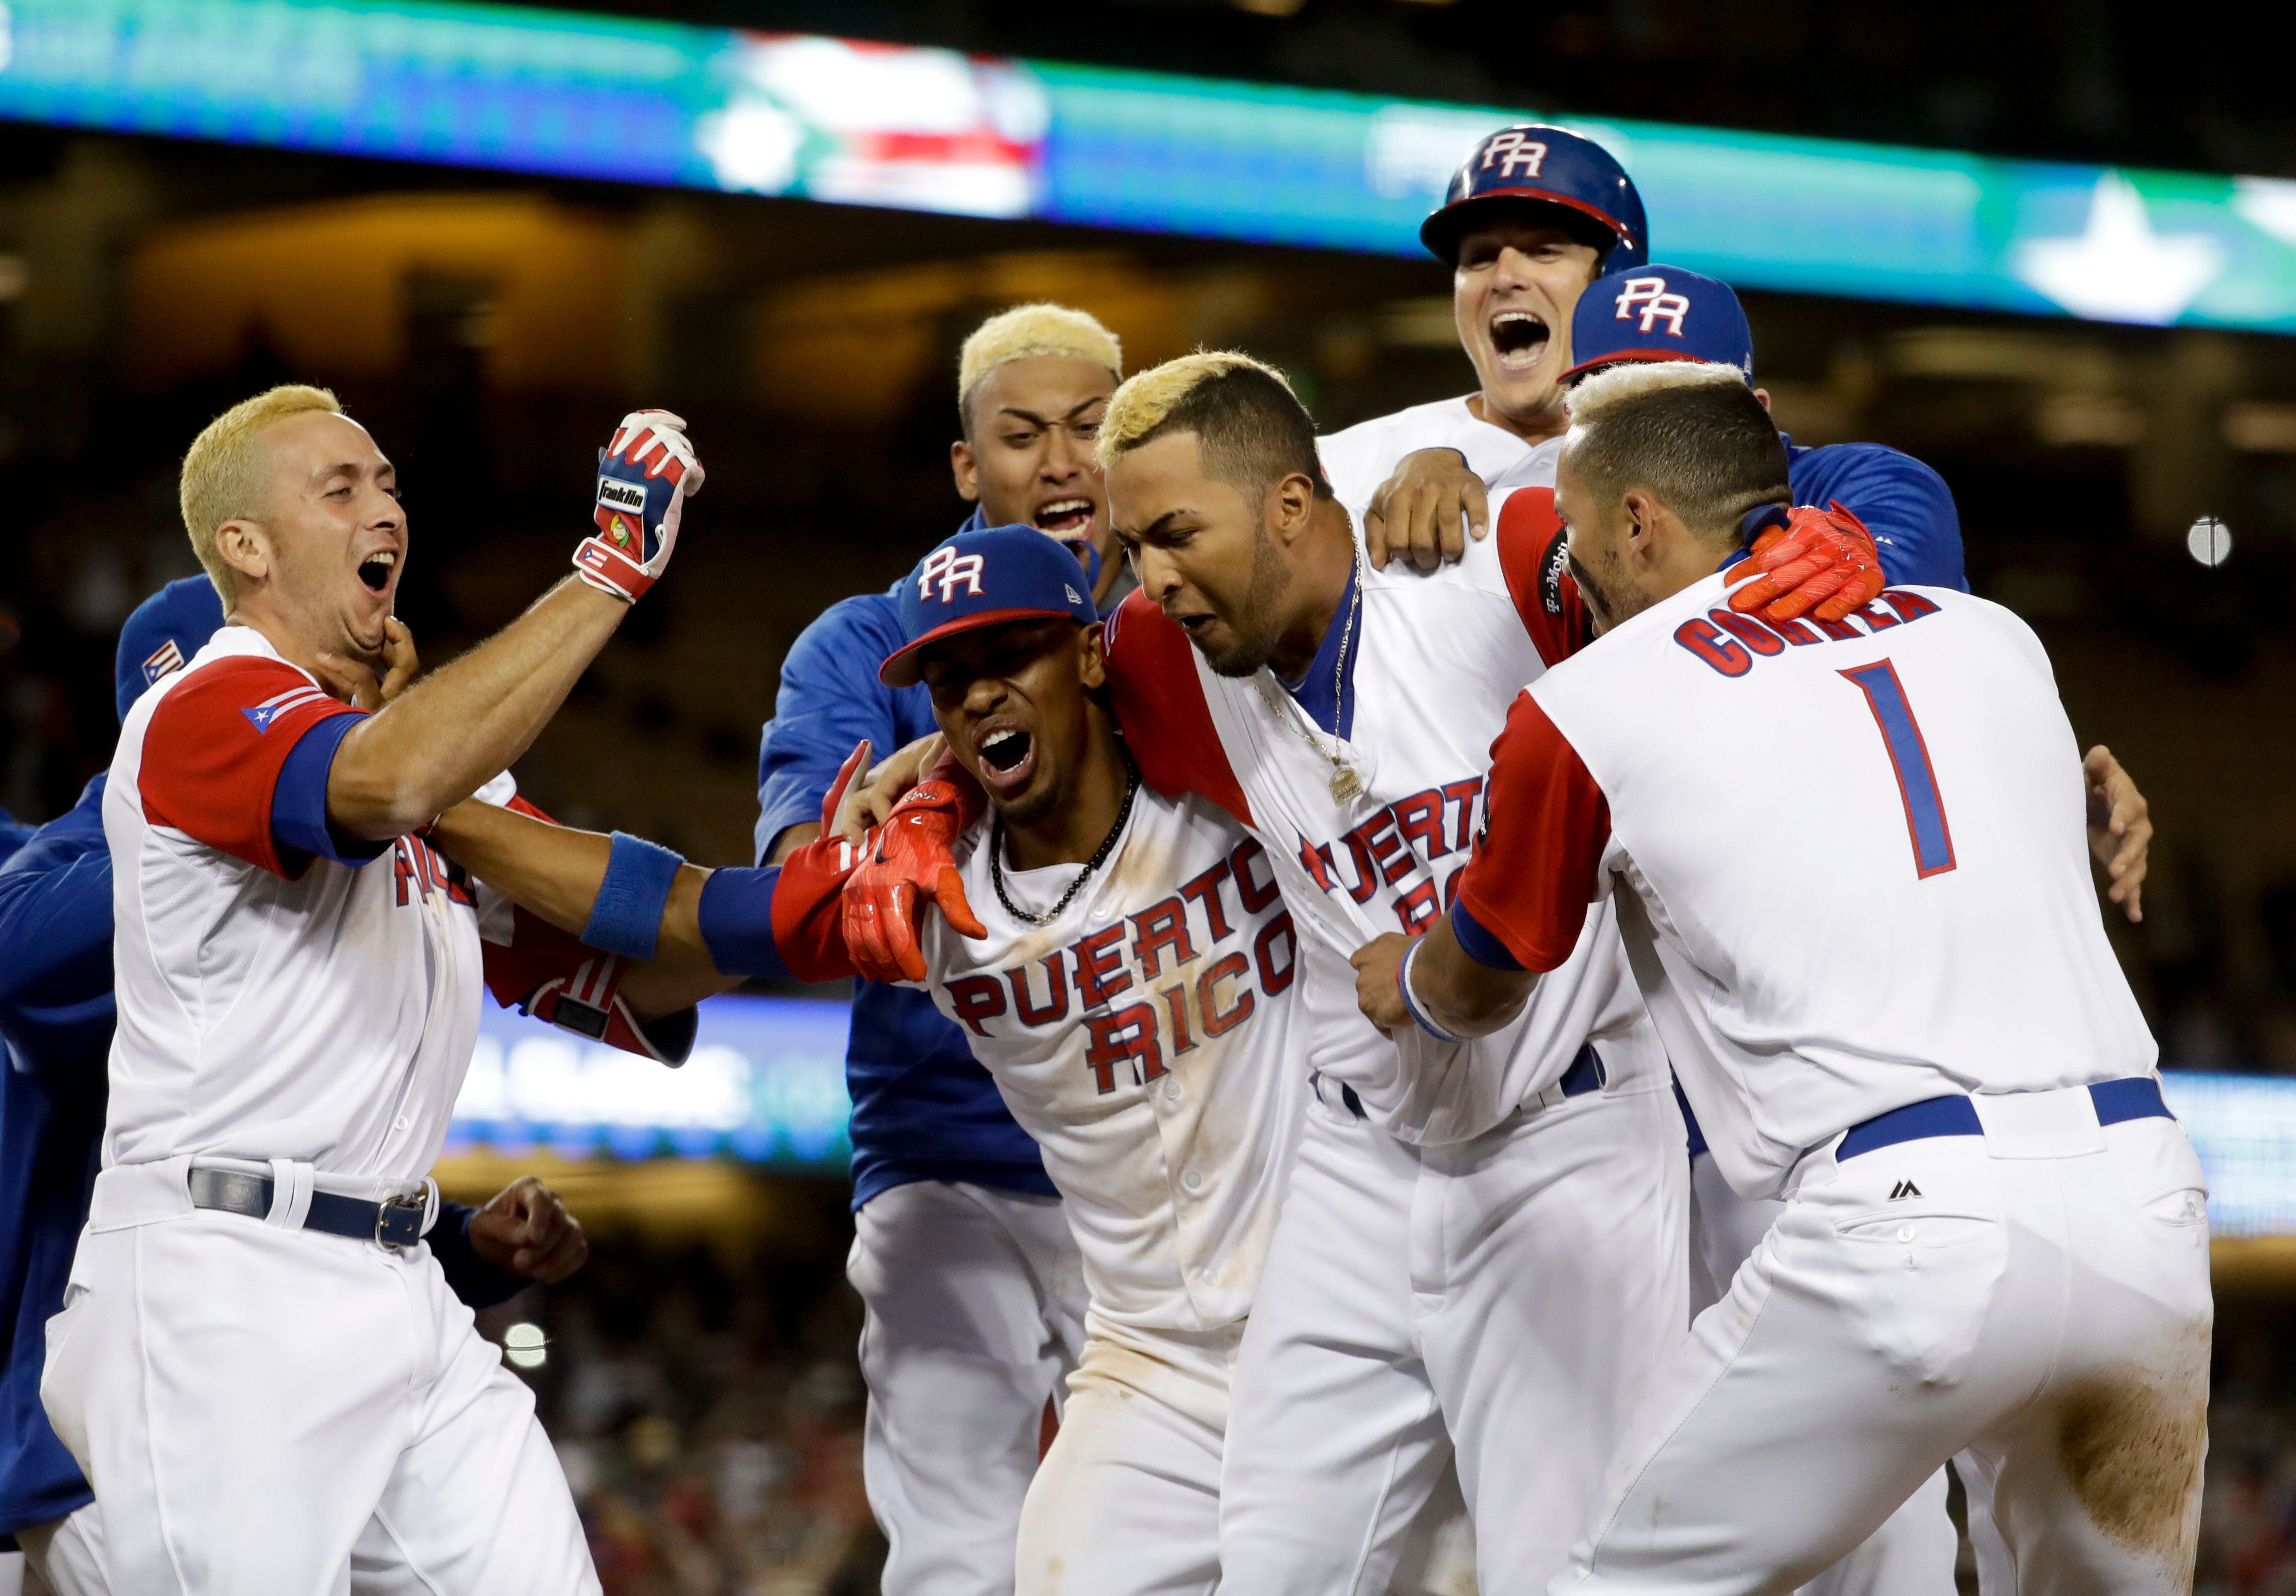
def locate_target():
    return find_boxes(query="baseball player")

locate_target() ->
[751,305,1125,1596]
[39,385,702,1593]
[418,525,1310,1596]
[1362,358,2208,1593]
[0,576,597,1596]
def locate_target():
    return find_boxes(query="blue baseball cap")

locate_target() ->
[880,526,1099,689]
[115,574,226,722]
[1421,125,1647,272]
[1564,264,1755,385]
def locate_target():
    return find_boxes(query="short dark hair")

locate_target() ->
[1564,362,1788,545]
[1098,352,1333,503]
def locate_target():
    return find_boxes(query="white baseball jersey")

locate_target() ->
[1104,486,1658,1146]
[1454,573,2158,1198]
[104,626,628,1185]
[1317,396,1554,524]
[806,786,1308,1334]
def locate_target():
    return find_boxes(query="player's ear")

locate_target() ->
[951,438,980,503]
[1620,489,1657,554]
[214,519,273,588]
[1076,622,1108,691]
[1267,470,1317,545]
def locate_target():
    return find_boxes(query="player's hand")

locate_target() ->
[1351,934,1413,1036]
[2084,745,2151,923]
[1726,502,1885,623]
[833,733,949,848]
[312,617,419,711]
[468,1175,588,1285]
[573,409,705,604]
[1364,449,1489,572]
[841,744,988,984]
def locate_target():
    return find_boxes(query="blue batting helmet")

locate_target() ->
[115,575,225,722]
[1421,125,1647,272]
[1564,264,1754,385]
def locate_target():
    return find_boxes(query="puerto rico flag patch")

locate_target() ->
[241,683,329,734]
[140,638,187,688]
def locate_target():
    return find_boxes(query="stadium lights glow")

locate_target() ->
[3,0,2296,331]
[503,1322,548,1370]
[2185,517,2233,567]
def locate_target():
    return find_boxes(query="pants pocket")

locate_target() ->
[1825,1206,2007,1388]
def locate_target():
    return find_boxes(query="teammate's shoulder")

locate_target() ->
[1791,438,1949,494]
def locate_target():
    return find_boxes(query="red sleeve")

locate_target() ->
[768,832,861,983]
[1451,690,1610,974]
[138,656,365,878]
[1102,591,1253,826]
[1494,488,1594,667]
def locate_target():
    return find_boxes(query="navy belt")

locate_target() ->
[1559,1044,1607,1099]
[187,1167,428,1248]
[1836,1077,2172,1162]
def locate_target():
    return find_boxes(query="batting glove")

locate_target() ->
[842,748,988,986]
[574,409,705,604]
[1727,502,1885,624]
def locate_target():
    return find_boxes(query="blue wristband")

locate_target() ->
[1398,938,1466,1044]
[581,832,685,960]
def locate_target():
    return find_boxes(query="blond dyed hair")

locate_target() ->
[1563,360,1785,543]
[957,304,1122,432]
[179,384,346,605]
[1095,351,1330,501]
[1564,359,1748,426]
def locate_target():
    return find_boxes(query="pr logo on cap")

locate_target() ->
[918,545,988,604]
[1614,276,1691,337]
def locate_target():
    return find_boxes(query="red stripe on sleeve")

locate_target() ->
[138,656,362,878]
[1452,689,1610,973]
[1495,487,1592,667]
[770,833,862,983]
[1102,591,1254,827]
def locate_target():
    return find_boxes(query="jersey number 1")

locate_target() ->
[1839,660,1957,879]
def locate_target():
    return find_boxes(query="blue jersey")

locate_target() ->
[0,782,531,1537]
[755,580,1054,1211]
[1785,438,1968,592]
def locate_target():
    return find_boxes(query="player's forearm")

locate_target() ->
[1413,919,1537,1037]
[326,579,628,839]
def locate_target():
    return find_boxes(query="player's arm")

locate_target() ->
[326,413,703,841]
[0,782,117,1078]
[1363,448,1491,571]
[430,1178,589,1309]
[1354,688,1606,1039]
[754,596,909,866]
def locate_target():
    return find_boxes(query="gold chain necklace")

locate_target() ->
[1256,551,1366,805]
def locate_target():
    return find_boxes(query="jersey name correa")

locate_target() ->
[1454,575,2157,1198]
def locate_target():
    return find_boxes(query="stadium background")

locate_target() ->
[5,1,2296,1589]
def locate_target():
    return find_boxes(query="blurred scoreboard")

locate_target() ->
[455,994,2296,1240]
[4,0,2296,332]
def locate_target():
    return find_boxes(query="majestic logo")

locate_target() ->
[918,545,987,603]
[1889,1180,1923,1200]
[1479,132,1548,179]
[141,639,187,688]
[1613,275,1691,337]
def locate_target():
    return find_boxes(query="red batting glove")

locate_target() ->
[1726,502,1885,624]
[842,753,988,986]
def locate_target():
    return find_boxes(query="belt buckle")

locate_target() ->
[375,1194,426,1251]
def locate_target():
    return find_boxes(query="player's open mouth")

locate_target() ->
[975,723,1037,796]
[1490,310,1549,371]
[1034,498,1094,536]
[357,550,398,594]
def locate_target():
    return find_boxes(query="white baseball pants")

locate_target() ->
[1218,1079,1688,1596]
[1560,1088,2213,1594]
[40,1162,594,1596]
[1014,1311,1244,1596]
[1687,1155,1958,1596]
[17,1495,467,1596]
[848,1179,1087,1596]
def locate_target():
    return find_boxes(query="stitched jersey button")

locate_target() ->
[1896,1225,1915,1243]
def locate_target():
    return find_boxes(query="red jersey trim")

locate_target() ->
[1102,591,1254,828]
[138,655,362,879]
[1453,689,1610,973]
[1494,488,1591,666]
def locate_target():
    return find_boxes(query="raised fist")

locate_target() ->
[574,409,705,603]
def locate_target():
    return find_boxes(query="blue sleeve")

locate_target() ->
[697,866,792,981]
[427,1199,529,1310]
[1787,443,1968,593]
[1449,897,1525,971]
[272,713,394,866]
[0,778,120,1078]
[754,594,910,865]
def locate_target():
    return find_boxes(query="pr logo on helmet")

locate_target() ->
[1479,131,1549,180]
[1613,276,1692,337]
